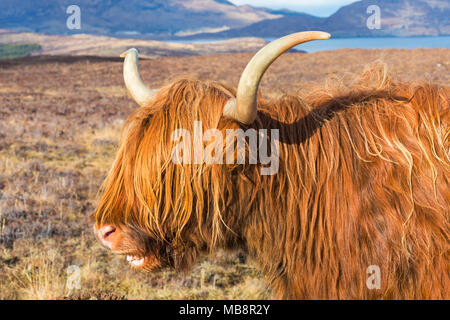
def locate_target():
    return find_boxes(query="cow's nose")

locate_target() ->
[97,225,117,249]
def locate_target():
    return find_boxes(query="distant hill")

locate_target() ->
[0,0,281,38]
[324,0,450,37]
[185,0,450,39]
[0,0,448,40]
[182,13,326,39]
[0,30,270,59]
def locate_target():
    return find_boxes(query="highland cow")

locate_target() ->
[93,32,449,299]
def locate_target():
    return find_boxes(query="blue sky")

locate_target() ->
[229,0,359,17]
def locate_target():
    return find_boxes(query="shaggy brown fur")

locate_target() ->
[93,65,449,299]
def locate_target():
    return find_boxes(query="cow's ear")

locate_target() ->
[221,96,257,127]
[222,98,238,122]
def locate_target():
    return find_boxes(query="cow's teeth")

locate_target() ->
[131,257,145,266]
[126,255,145,266]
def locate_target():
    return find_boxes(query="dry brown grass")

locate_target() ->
[0,49,448,299]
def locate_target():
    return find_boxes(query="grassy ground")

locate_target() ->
[0,31,268,59]
[0,49,448,299]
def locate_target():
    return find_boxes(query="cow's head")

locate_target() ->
[92,31,330,271]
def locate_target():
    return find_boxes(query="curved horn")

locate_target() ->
[120,48,155,107]
[223,31,331,124]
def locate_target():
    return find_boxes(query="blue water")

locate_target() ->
[169,36,450,53]
[267,36,450,53]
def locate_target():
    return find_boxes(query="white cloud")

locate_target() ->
[231,0,355,6]
[229,0,359,17]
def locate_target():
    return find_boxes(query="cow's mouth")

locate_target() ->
[126,255,147,268]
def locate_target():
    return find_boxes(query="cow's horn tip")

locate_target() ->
[120,48,138,58]
[318,32,331,39]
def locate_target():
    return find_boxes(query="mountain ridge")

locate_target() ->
[0,0,448,39]
[0,0,280,38]
[184,0,450,39]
